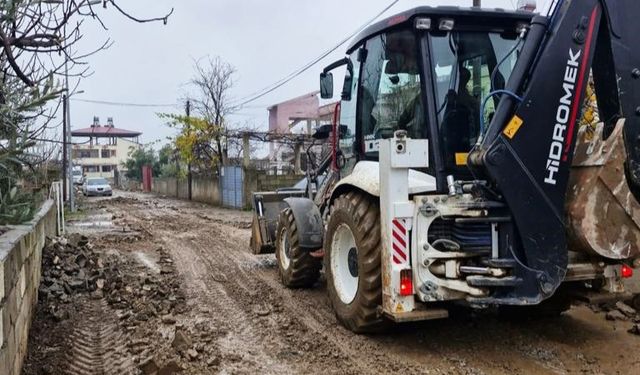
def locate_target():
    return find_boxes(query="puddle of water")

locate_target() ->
[240,257,277,270]
[68,221,113,228]
[135,252,161,274]
[67,212,114,230]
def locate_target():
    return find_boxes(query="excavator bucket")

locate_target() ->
[567,120,640,260]
[249,190,306,254]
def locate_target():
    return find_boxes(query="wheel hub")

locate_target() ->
[284,236,291,259]
[347,247,358,277]
[278,227,291,270]
[331,223,359,304]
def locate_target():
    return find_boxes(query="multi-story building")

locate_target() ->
[71,117,142,180]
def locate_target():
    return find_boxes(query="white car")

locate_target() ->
[72,168,84,185]
[82,177,113,197]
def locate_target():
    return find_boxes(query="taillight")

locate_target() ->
[621,264,634,279]
[400,269,413,296]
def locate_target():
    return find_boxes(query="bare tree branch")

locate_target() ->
[104,0,174,25]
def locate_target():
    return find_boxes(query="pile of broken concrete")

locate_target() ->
[39,234,110,320]
[601,299,640,335]
[107,249,186,328]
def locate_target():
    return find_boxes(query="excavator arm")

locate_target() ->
[470,0,640,303]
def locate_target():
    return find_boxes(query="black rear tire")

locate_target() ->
[275,208,321,288]
[325,191,388,333]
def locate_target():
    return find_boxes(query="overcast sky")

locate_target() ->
[70,0,551,154]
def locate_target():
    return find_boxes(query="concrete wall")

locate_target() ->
[153,178,178,197]
[255,173,303,192]
[152,177,221,206]
[192,177,220,204]
[152,171,303,210]
[0,200,57,375]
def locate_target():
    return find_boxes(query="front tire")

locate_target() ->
[275,208,321,288]
[325,191,387,333]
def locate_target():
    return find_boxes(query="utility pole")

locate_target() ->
[64,0,100,213]
[242,133,250,169]
[63,22,75,213]
[186,100,192,201]
[62,94,68,202]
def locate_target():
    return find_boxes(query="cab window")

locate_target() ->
[430,31,521,173]
[358,29,425,158]
[338,50,360,175]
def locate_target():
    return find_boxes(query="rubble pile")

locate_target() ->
[108,246,187,329]
[33,216,233,374]
[135,322,226,374]
[39,234,111,320]
[597,299,640,335]
[112,247,225,374]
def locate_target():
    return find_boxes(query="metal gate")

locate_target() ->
[221,166,244,209]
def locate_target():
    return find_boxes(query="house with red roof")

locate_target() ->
[71,117,142,180]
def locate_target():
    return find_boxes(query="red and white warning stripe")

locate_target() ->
[392,218,409,265]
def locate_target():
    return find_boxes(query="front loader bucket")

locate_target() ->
[249,190,306,254]
[567,120,640,260]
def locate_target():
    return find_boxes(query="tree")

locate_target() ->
[0,1,172,224]
[122,144,180,180]
[1,76,60,224]
[161,56,237,175]
[158,143,182,178]
[122,146,158,181]
[0,1,173,87]
[191,56,236,167]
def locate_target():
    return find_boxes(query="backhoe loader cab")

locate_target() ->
[321,7,530,184]
[251,2,640,333]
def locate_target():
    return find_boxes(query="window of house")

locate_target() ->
[102,165,113,172]
[83,165,99,173]
[78,149,99,158]
[101,149,113,158]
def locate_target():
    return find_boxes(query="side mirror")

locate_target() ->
[320,72,333,99]
[338,124,349,138]
[312,124,333,140]
[341,71,353,100]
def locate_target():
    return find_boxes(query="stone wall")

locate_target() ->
[0,200,57,375]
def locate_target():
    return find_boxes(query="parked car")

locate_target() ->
[72,167,84,185]
[82,177,113,197]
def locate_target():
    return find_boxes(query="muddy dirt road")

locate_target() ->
[25,191,640,375]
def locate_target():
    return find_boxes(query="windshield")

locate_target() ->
[88,179,109,186]
[430,31,521,171]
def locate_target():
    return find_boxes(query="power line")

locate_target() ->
[71,98,178,108]
[232,0,401,108]
[73,2,401,114]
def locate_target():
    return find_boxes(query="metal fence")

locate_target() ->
[221,166,244,209]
